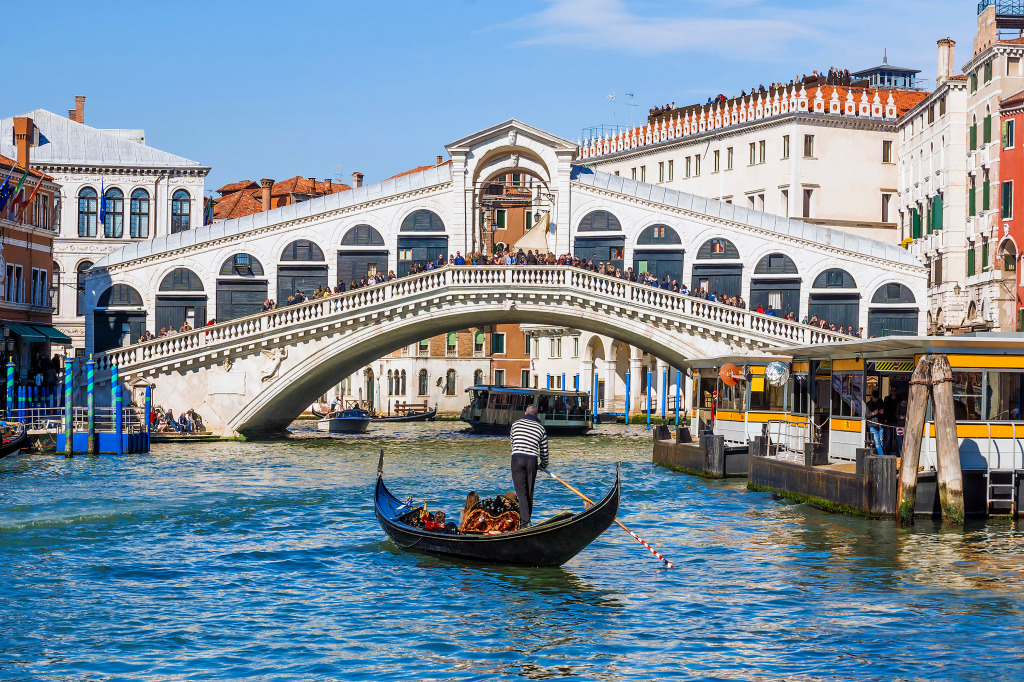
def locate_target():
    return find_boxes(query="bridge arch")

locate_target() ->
[278,239,327,302]
[692,237,742,298]
[575,210,624,272]
[156,267,207,331]
[634,223,684,284]
[808,268,859,330]
[398,209,448,275]
[95,284,146,352]
[751,253,800,318]
[217,253,268,321]
[338,223,389,283]
[868,282,918,337]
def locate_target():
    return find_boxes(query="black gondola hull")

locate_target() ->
[374,464,619,567]
[374,408,437,423]
[462,420,591,436]
[0,424,28,458]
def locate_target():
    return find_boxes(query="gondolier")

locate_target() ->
[510,405,549,526]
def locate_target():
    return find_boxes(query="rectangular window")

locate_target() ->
[716,382,746,412]
[758,193,765,211]
[521,369,530,387]
[802,189,813,218]
[399,248,413,260]
[631,168,637,180]
[5,264,23,303]
[940,97,946,116]
[803,134,814,157]
[1003,181,1014,219]
[758,140,766,163]
[573,337,579,357]
[549,338,557,358]
[983,237,990,272]
[658,161,665,183]
[968,244,976,276]
[524,332,531,355]
[881,193,891,223]
[971,72,978,92]
[882,140,893,163]
[748,195,756,210]
[830,372,864,418]
[928,105,935,125]
[640,166,646,182]
[685,157,691,178]
[1009,56,1021,76]
[749,142,756,165]
[694,155,700,176]
[782,135,790,159]
[525,212,533,231]
[984,115,993,144]
[727,147,734,170]
[511,173,522,187]
[30,268,47,307]
[496,209,507,230]
[418,339,429,356]
[494,369,505,387]
[969,178,977,215]
[491,332,505,354]
[985,59,993,83]
[714,150,720,172]
[984,174,991,212]
[781,189,789,218]
[953,372,983,420]
[970,124,977,151]
[988,371,1024,420]
[1004,120,1016,149]
[667,159,674,181]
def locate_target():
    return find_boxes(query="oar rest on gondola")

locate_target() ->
[374,452,620,567]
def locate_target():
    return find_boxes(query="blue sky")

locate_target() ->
[6,0,974,192]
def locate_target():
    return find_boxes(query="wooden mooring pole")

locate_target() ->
[931,355,965,526]
[897,356,932,525]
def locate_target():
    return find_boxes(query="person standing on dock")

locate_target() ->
[510,405,549,527]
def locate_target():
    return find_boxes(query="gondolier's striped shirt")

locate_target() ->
[510,416,549,469]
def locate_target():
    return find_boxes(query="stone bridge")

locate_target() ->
[93,266,846,436]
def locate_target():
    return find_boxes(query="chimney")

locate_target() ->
[75,95,86,124]
[436,155,443,166]
[68,108,77,122]
[260,178,274,212]
[326,179,333,193]
[352,172,364,188]
[937,38,956,86]
[308,177,316,195]
[13,117,32,170]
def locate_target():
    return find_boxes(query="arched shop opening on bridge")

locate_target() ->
[217,253,267,321]
[397,210,447,276]
[94,284,145,352]
[574,210,624,272]
[339,224,388,283]
[278,240,327,302]
[156,267,206,331]
[868,283,918,337]
[750,253,800,317]
[633,224,683,284]
[808,268,860,330]
[691,238,741,298]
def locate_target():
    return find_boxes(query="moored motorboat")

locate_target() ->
[374,452,620,567]
[374,407,437,423]
[317,409,372,434]
[0,421,28,458]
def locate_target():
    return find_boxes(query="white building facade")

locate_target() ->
[0,106,209,349]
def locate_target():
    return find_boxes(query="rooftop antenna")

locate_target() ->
[625,92,637,128]
[335,164,344,182]
[608,91,616,127]
[883,48,888,65]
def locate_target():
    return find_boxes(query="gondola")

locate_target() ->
[0,421,28,458]
[374,452,620,567]
[373,407,437,423]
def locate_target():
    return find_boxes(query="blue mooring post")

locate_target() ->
[63,357,73,457]
[593,372,599,412]
[546,374,550,389]
[574,373,579,391]
[86,355,96,455]
[625,371,631,423]
[5,357,13,419]
[18,385,25,423]
[112,364,123,456]
[144,385,152,433]
[675,370,681,427]
[646,369,652,428]
[561,373,566,391]
[661,369,668,421]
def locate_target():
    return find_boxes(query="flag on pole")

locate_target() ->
[16,175,46,224]
[98,177,106,229]
[203,196,214,225]
[1,168,28,216]
[0,165,16,213]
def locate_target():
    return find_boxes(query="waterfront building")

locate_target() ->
[1000,89,1024,321]
[0,96,210,349]
[578,73,927,244]
[0,118,69,389]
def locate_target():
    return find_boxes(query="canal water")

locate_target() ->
[1,422,1023,681]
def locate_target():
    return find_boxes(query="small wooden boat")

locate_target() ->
[317,409,372,434]
[374,452,620,567]
[0,421,28,458]
[374,407,437,423]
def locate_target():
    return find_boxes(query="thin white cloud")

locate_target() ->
[510,0,820,58]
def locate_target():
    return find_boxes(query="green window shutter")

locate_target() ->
[911,208,921,239]
[1003,120,1013,149]
[984,116,992,144]
[970,125,978,150]
[925,204,931,234]
[984,180,991,211]
[971,73,978,92]
[969,187,976,216]
[1003,181,1014,219]
[968,247,976,277]
[933,195,943,230]
[983,241,990,271]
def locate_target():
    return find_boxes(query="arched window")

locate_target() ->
[219,253,265,277]
[171,189,191,233]
[636,224,682,245]
[97,284,143,307]
[75,260,93,316]
[281,240,325,261]
[473,369,484,386]
[341,224,385,246]
[103,187,124,238]
[871,283,916,304]
[696,238,740,259]
[78,187,98,237]
[130,189,150,238]
[446,331,457,355]
[474,331,484,355]
[400,210,445,232]
[754,253,799,275]
[577,210,622,232]
[399,370,407,395]
[445,369,457,396]
[418,369,429,396]
[388,370,394,396]
[812,269,857,288]
[159,268,204,292]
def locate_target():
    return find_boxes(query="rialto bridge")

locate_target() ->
[81,120,927,436]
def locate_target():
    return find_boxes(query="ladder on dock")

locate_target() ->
[987,470,1016,516]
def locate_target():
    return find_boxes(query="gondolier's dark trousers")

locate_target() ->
[511,454,538,525]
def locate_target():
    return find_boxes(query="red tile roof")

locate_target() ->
[270,176,351,197]
[0,154,54,180]
[211,175,351,220]
[1002,89,1024,108]
[216,180,259,195]
[386,159,451,181]
[800,85,928,118]
[213,189,263,221]
[947,74,968,81]
[1001,37,1024,45]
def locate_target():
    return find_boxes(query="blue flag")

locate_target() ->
[0,165,14,213]
[98,177,106,228]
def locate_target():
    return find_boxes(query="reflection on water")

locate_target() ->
[1,422,1022,681]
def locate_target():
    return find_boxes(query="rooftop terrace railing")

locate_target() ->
[979,0,1024,16]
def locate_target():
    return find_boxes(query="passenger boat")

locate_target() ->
[374,452,620,566]
[460,386,593,436]
[0,421,28,458]
[317,408,372,434]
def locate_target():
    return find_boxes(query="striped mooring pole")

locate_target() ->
[661,369,668,421]
[646,368,652,428]
[86,355,96,455]
[63,357,73,457]
[144,385,152,433]
[112,364,123,456]
[675,370,681,427]
[5,357,14,419]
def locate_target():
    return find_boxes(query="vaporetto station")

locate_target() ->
[81,120,927,436]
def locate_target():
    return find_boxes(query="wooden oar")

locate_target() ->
[545,469,676,569]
